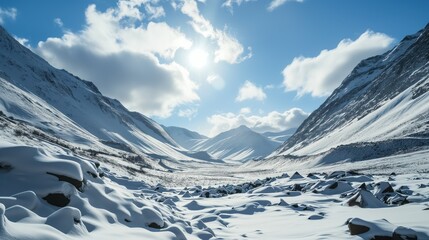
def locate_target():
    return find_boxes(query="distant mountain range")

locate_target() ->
[272,23,429,163]
[165,125,292,161]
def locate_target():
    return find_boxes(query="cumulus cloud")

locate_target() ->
[36,2,198,117]
[0,7,17,24]
[282,30,394,97]
[207,108,309,136]
[206,74,225,90]
[181,0,251,64]
[236,80,266,102]
[267,0,303,11]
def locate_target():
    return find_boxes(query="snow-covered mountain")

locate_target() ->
[191,125,280,161]
[0,26,193,161]
[273,24,429,159]
[163,126,208,151]
[262,128,297,144]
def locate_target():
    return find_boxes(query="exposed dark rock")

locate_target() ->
[392,226,418,240]
[328,181,339,189]
[371,236,393,240]
[148,222,163,229]
[327,171,346,179]
[290,171,304,179]
[348,219,370,235]
[86,171,98,178]
[358,183,367,190]
[43,193,70,207]
[46,172,83,191]
[291,183,303,191]
[307,173,319,179]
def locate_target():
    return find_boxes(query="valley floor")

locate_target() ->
[1,144,429,240]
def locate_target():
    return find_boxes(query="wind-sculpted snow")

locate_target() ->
[0,145,196,239]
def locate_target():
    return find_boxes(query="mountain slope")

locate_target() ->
[0,26,192,160]
[164,126,208,150]
[193,125,280,161]
[262,128,297,143]
[274,24,429,158]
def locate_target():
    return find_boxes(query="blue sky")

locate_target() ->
[1,0,428,136]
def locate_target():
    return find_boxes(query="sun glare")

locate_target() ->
[188,48,208,69]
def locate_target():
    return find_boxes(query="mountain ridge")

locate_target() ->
[273,23,429,159]
[0,26,193,161]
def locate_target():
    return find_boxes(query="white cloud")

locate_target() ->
[36,2,198,118]
[181,0,251,64]
[267,0,303,11]
[283,30,394,97]
[0,7,17,24]
[206,74,225,90]
[144,3,165,19]
[178,107,198,119]
[54,18,63,27]
[13,36,29,47]
[239,107,252,114]
[207,108,309,136]
[236,80,266,102]
[222,0,252,13]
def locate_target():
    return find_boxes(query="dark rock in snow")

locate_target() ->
[46,172,84,192]
[148,222,163,229]
[392,226,418,240]
[328,181,339,189]
[43,193,70,207]
[291,183,303,191]
[345,189,387,208]
[307,173,319,179]
[347,218,370,235]
[290,171,304,180]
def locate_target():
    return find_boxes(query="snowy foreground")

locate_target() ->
[1,144,429,240]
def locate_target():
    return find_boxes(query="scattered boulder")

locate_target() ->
[43,193,70,207]
[291,183,303,191]
[374,182,395,199]
[344,189,387,208]
[280,173,289,178]
[290,172,304,180]
[46,207,87,234]
[392,226,418,240]
[141,207,164,229]
[47,172,84,192]
[347,218,422,240]
[278,199,289,206]
[182,191,191,198]
[347,218,370,235]
[291,203,314,211]
[308,214,323,220]
[307,173,319,179]
[326,171,346,179]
